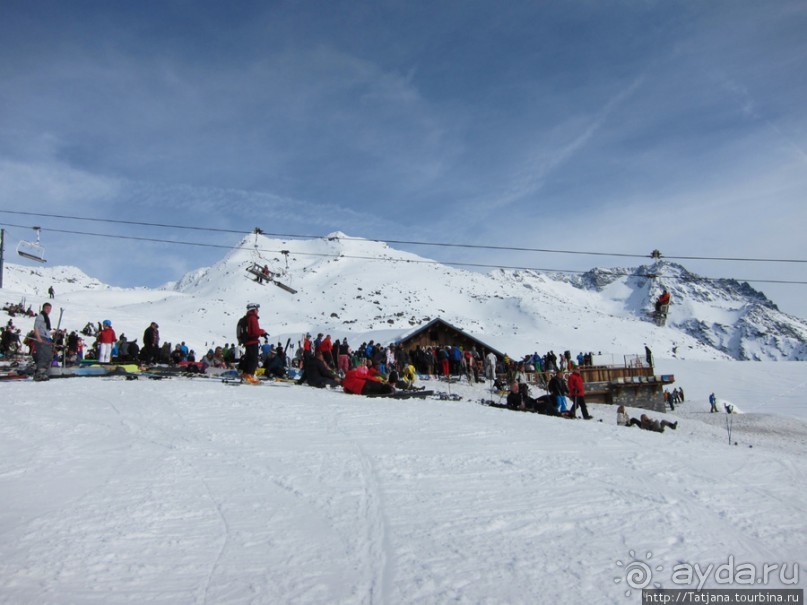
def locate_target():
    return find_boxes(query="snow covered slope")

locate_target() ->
[0,372,804,604]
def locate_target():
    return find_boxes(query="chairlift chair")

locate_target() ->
[653,304,669,327]
[246,262,272,282]
[242,229,298,294]
[245,261,298,294]
[17,227,46,263]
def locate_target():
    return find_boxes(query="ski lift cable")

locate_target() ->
[0,209,243,235]
[2,220,806,285]
[1,222,237,251]
[2,209,807,265]
[247,227,280,274]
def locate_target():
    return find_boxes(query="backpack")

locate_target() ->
[236,315,248,345]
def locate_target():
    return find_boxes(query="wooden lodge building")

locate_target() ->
[395,318,504,359]
[396,318,674,413]
[573,359,674,413]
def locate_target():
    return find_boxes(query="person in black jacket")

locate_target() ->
[506,381,530,410]
[142,322,160,365]
[547,371,569,413]
[301,350,341,388]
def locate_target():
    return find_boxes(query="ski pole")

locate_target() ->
[56,307,65,368]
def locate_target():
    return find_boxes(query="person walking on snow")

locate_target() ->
[567,365,593,419]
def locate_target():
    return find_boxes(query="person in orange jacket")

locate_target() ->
[655,290,671,313]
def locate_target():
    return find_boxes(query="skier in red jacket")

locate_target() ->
[342,361,394,396]
[567,365,593,419]
[242,303,267,384]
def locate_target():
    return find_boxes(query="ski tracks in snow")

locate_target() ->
[352,440,394,605]
[196,470,231,605]
[108,389,235,605]
[328,403,395,605]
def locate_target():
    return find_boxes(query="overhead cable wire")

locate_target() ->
[2,208,806,265]
[3,221,805,286]
[0,209,242,235]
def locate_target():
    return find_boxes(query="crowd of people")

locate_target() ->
[3,297,604,393]
[5,309,174,381]
[2,301,37,318]
[3,300,683,432]
[664,387,685,410]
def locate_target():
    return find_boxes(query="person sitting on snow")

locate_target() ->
[386,367,411,390]
[640,413,677,433]
[262,348,287,378]
[342,364,394,396]
[506,381,529,410]
[301,350,340,389]
[402,364,418,388]
[617,405,642,427]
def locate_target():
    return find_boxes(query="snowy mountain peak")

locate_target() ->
[571,261,804,359]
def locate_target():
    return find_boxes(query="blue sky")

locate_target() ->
[1,0,806,318]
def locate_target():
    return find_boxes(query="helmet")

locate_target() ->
[103,320,112,326]
[246,303,260,310]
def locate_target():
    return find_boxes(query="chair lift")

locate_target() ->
[644,257,669,326]
[17,227,46,263]
[243,229,298,294]
[653,303,669,327]
[245,227,268,281]
[246,261,272,283]
[652,287,670,327]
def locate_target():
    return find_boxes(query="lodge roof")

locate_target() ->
[396,317,505,358]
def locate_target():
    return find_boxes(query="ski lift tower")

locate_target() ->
[0,227,5,289]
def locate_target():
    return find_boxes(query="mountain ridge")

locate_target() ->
[2,233,805,361]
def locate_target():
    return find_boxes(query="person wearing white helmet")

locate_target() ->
[241,303,267,384]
